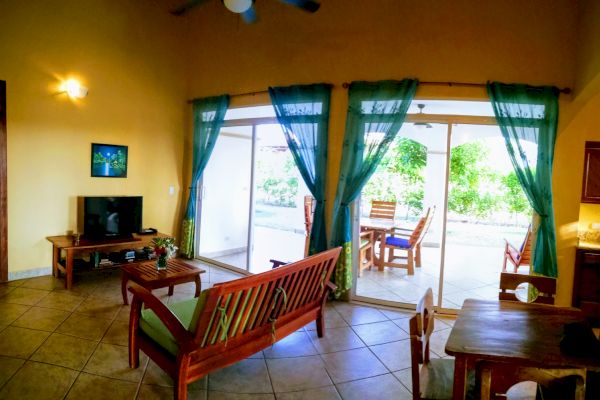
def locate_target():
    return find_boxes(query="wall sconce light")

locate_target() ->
[223,0,253,13]
[61,79,88,99]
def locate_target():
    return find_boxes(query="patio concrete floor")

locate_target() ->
[211,226,529,310]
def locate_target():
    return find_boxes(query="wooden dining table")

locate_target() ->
[445,299,600,399]
[359,217,396,270]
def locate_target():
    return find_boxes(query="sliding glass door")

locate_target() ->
[196,108,310,274]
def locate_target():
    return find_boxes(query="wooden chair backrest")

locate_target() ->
[304,195,315,256]
[369,200,396,220]
[518,226,533,266]
[499,272,556,305]
[193,247,341,350]
[414,206,435,246]
[410,288,434,399]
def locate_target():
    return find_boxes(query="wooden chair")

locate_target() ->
[129,247,341,400]
[503,225,532,273]
[410,288,455,400]
[477,361,586,400]
[382,206,435,275]
[499,271,556,305]
[358,230,374,277]
[303,195,315,257]
[369,200,397,220]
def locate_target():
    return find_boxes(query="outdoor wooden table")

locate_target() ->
[445,299,600,399]
[121,258,206,305]
[360,217,399,270]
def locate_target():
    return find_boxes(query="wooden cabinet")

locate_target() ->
[581,141,600,203]
[573,247,600,325]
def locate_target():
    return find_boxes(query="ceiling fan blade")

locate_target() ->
[241,5,258,24]
[170,0,209,16]
[278,0,320,13]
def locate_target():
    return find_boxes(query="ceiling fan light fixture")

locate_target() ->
[413,103,432,130]
[223,0,253,13]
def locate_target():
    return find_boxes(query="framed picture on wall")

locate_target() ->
[91,143,128,178]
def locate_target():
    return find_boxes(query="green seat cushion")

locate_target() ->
[360,239,370,247]
[140,289,209,355]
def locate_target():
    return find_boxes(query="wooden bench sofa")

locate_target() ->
[128,247,341,400]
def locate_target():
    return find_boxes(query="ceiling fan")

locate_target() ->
[171,0,321,24]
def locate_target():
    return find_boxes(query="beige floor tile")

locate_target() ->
[275,386,341,400]
[207,392,272,400]
[392,368,413,393]
[84,343,148,382]
[56,313,112,341]
[102,319,129,346]
[21,276,62,291]
[12,306,70,331]
[267,355,332,393]
[0,303,30,326]
[336,373,411,400]
[0,361,78,400]
[429,328,452,357]
[304,310,348,331]
[31,332,97,370]
[263,331,318,359]
[142,360,174,387]
[333,304,388,326]
[65,372,138,400]
[137,384,180,400]
[307,326,365,354]
[209,359,272,394]
[0,287,49,306]
[0,284,15,297]
[369,339,412,372]
[0,356,25,387]
[35,291,85,312]
[74,296,122,320]
[351,320,409,346]
[0,326,50,358]
[320,347,388,384]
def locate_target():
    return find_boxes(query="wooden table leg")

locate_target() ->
[452,355,468,400]
[122,274,130,305]
[194,275,201,297]
[52,246,59,277]
[168,285,174,296]
[377,230,385,271]
[65,249,74,290]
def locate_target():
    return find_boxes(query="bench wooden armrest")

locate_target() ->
[325,281,337,293]
[128,283,194,347]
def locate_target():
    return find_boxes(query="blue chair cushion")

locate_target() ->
[386,236,410,248]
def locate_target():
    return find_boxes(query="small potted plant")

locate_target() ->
[152,237,178,270]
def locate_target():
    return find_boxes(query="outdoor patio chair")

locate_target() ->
[381,206,435,275]
[304,195,315,257]
[369,200,396,220]
[499,271,556,305]
[502,225,532,273]
[358,229,374,277]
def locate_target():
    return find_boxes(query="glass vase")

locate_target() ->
[156,254,168,271]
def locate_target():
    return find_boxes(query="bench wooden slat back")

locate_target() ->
[370,200,396,220]
[194,247,341,347]
[499,272,556,305]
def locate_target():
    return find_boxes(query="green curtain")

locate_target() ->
[180,95,230,258]
[487,82,559,277]
[330,79,418,297]
[268,84,332,255]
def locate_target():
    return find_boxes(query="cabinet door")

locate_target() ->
[581,142,600,203]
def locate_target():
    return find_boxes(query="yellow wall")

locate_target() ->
[0,0,187,275]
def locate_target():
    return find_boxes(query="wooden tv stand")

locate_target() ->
[46,233,167,289]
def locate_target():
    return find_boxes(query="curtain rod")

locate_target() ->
[187,80,571,103]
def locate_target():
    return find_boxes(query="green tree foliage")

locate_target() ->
[256,153,299,207]
[362,138,426,216]
[448,141,501,218]
[502,171,530,221]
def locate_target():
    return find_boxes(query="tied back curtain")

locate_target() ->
[487,82,559,277]
[180,95,230,259]
[268,84,332,255]
[330,79,418,297]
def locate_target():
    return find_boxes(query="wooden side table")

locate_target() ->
[121,258,206,305]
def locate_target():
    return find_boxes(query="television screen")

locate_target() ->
[83,196,142,239]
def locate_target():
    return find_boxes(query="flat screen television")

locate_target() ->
[80,196,142,240]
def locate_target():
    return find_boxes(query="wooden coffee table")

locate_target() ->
[121,258,206,305]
